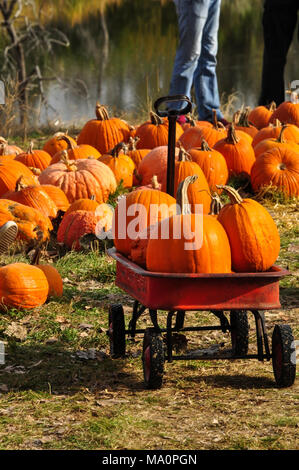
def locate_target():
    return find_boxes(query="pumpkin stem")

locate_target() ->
[15,175,28,191]
[226,124,240,144]
[150,111,165,126]
[267,101,276,112]
[27,141,34,154]
[178,143,191,161]
[0,143,8,155]
[200,139,212,152]
[28,167,41,175]
[57,134,77,150]
[176,175,198,215]
[238,107,254,128]
[109,141,127,157]
[216,184,243,204]
[151,175,159,189]
[60,150,77,171]
[95,102,110,121]
[128,136,140,151]
[276,125,289,143]
[209,192,223,216]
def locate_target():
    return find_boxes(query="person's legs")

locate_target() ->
[169,0,211,109]
[193,0,222,121]
[259,0,298,106]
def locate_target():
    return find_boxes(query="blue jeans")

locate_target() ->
[169,0,223,121]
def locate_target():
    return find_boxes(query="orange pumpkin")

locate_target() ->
[77,102,131,155]
[269,95,299,127]
[65,195,101,216]
[98,142,135,188]
[146,176,232,274]
[38,153,117,204]
[217,185,280,272]
[253,125,299,159]
[50,135,101,164]
[252,121,299,148]
[134,111,183,149]
[248,102,276,130]
[136,145,180,191]
[2,177,58,219]
[0,263,49,310]
[43,132,77,157]
[250,146,299,197]
[0,137,22,156]
[36,264,63,298]
[0,160,38,197]
[178,111,227,150]
[40,184,70,212]
[15,142,52,171]
[213,124,256,177]
[188,140,229,193]
[232,108,258,139]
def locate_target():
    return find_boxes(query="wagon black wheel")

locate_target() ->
[142,328,164,389]
[230,310,249,356]
[272,324,296,388]
[108,304,126,358]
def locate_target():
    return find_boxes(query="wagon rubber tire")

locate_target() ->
[108,304,126,358]
[272,324,296,388]
[142,328,164,389]
[230,310,249,356]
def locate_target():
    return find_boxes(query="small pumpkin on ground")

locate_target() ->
[43,132,77,157]
[77,102,131,155]
[15,142,52,171]
[134,111,183,149]
[50,135,101,164]
[146,176,232,274]
[188,140,229,193]
[2,177,58,219]
[213,124,256,177]
[248,102,276,130]
[98,142,135,188]
[250,146,299,198]
[57,207,113,251]
[31,248,63,298]
[216,185,280,272]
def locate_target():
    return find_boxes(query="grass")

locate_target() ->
[0,175,298,451]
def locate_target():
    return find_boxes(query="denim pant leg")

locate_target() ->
[169,0,210,110]
[193,0,222,120]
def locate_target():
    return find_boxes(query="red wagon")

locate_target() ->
[108,247,296,390]
[107,95,296,389]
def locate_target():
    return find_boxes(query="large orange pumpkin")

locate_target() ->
[269,96,299,127]
[250,146,299,197]
[178,111,227,150]
[77,102,131,155]
[136,145,180,191]
[146,176,232,274]
[50,135,101,164]
[252,121,299,148]
[253,125,299,159]
[216,185,280,272]
[38,154,117,204]
[40,184,70,212]
[36,264,63,298]
[0,263,49,309]
[0,160,38,197]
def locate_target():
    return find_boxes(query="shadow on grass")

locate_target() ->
[0,343,145,395]
[182,371,276,390]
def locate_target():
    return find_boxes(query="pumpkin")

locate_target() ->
[0,263,49,310]
[40,185,70,212]
[0,159,38,197]
[134,111,183,149]
[65,195,101,216]
[179,113,213,131]
[252,121,299,148]
[188,140,229,193]
[36,264,63,298]
[146,176,232,274]
[38,153,117,204]
[57,208,113,251]
[77,102,131,155]
[174,146,211,214]
[113,187,177,256]
[253,125,299,159]
[216,185,280,272]
[213,124,256,177]
[136,145,180,191]
[0,137,22,156]
[43,132,77,157]
[50,135,101,164]
[125,137,151,169]
[250,146,299,198]
[15,142,52,171]
[0,200,53,242]
[1,177,58,219]
[248,102,276,130]
[178,110,227,150]
[98,142,135,188]
[269,94,299,127]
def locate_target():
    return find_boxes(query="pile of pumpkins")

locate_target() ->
[0,96,297,307]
